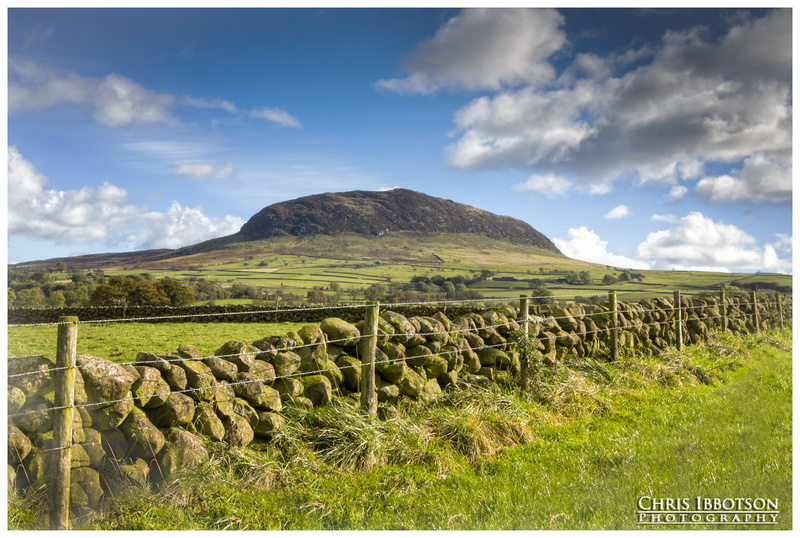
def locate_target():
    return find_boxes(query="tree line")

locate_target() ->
[8,270,198,308]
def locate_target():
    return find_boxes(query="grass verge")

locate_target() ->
[8,329,791,530]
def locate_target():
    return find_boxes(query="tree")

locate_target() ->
[15,288,46,308]
[48,290,66,308]
[90,283,127,306]
[128,280,170,306]
[64,287,90,307]
[579,271,591,285]
[450,275,467,286]
[619,271,631,282]
[229,283,251,299]
[364,284,385,302]
[602,274,619,285]
[156,278,195,306]
[530,284,554,305]
[307,290,327,304]
[441,281,456,296]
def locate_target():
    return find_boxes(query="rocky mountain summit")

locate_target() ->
[235,189,562,253]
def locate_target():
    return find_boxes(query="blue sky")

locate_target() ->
[6,6,793,273]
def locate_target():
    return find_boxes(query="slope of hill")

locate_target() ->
[12,189,566,271]
[235,189,562,253]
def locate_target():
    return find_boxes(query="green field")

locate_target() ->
[7,322,308,363]
[54,232,791,304]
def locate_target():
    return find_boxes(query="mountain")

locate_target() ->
[12,189,564,269]
[235,189,562,253]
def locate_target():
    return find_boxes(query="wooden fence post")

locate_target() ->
[518,295,529,391]
[360,302,379,417]
[750,291,760,335]
[609,291,619,361]
[719,289,727,333]
[775,291,784,330]
[674,290,683,351]
[51,316,78,530]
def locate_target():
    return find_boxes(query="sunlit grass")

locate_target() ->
[7,321,307,362]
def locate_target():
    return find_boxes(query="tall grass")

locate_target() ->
[9,329,791,530]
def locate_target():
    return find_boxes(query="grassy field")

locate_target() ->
[7,322,308,363]
[33,232,790,305]
[8,328,791,530]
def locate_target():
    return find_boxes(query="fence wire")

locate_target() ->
[7,299,772,432]
[7,294,775,383]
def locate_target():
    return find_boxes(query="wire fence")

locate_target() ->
[8,287,789,528]
[8,288,787,420]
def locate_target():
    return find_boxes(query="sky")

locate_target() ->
[5,5,794,273]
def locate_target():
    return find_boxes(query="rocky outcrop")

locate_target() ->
[235,189,563,253]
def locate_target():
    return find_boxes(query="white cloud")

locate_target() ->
[249,107,302,128]
[437,9,791,202]
[770,233,792,255]
[136,203,245,249]
[694,152,791,204]
[513,174,572,197]
[666,185,688,202]
[7,146,243,249]
[180,96,238,114]
[9,61,175,126]
[553,226,649,269]
[171,162,235,180]
[376,8,567,94]
[603,205,630,219]
[637,212,791,272]
[651,213,678,224]
[9,60,297,130]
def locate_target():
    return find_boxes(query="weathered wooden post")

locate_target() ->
[775,291,784,330]
[750,291,760,335]
[719,289,727,333]
[51,316,78,530]
[360,302,379,417]
[518,295,529,391]
[609,291,619,361]
[674,290,683,351]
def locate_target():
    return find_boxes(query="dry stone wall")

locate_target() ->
[7,295,790,514]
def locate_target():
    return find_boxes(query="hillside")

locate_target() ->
[13,189,566,271]
[234,189,562,253]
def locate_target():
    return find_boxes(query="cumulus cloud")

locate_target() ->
[249,107,302,128]
[554,226,650,269]
[603,205,630,219]
[637,212,791,272]
[8,146,243,249]
[376,8,567,94]
[171,162,235,180]
[666,185,688,202]
[770,233,792,255]
[694,152,791,204]
[434,9,791,202]
[132,202,246,249]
